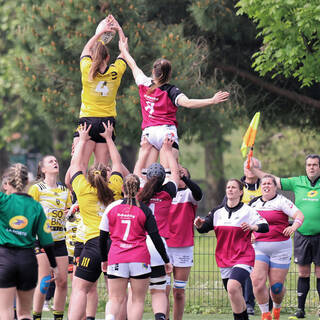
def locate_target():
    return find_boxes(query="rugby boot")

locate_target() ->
[288,308,305,319]
[262,311,272,320]
[272,307,281,320]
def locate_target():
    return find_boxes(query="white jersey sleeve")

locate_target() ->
[246,204,267,226]
[99,199,122,232]
[278,194,298,218]
[135,72,152,87]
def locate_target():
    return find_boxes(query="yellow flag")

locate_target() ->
[240,112,260,158]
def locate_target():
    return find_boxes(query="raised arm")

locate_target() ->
[69,123,92,177]
[99,121,122,174]
[248,161,281,189]
[118,37,145,82]
[133,137,153,179]
[161,136,180,186]
[177,91,229,109]
[81,16,114,58]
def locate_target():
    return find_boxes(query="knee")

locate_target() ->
[56,278,68,290]
[270,282,284,296]
[251,277,265,292]
[173,288,185,301]
[227,283,240,298]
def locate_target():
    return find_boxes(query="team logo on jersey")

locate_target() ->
[142,263,148,269]
[307,190,318,198]
[56,199,60,205]
[9,216,28,230]
[43,220,51,233]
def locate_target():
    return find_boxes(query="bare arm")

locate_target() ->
[118,37,145,82]
[81,16,113,58]
[283,209,304,237]
[99,122,122,174]
[133,137,153,179]
[249,165,282,189]
[177,91,229,109]
[69,124,92,178]
[161,136,180,186]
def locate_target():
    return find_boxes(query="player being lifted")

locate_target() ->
[118,36,229,168]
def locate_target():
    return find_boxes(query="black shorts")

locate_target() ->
[75,237,102,282]
[0,246,38,290]
[73,117,116,143]
[74,241,84,266]
[34,240,68,257]
[53,240,68,257]
[294,231,320,265]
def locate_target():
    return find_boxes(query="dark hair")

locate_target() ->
[147,58,172,94]
[88,42,110,81]
[226,179,244,201]
[123,174,140,206]
[261,174,277,186]
[36,155,56,180]
[87,163,114,207]
[305,154,320,166]
[137,176,160,204]
[5,163,29,192]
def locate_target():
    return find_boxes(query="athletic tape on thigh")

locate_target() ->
[173,279,187,290]
[40,275,51,294]
[271,282,283,295]
[150,275,167,290]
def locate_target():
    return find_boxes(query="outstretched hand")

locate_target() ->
[100,121,114,140]
[119,37,129,52]
[212,91,230,104]
[77,123,91,142]
[194,216,205,229]
[161,135,174,152]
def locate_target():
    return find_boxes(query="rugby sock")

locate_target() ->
[240,310,249,320]
[53,310,64,320]
[316,278,320,299]
[297,277,310,310]
[33,311,42,320]
[259,302,269,313]
[154,313,166,320]
[86,317,95,320]
[233,311,246,320]
[273,302,281,309]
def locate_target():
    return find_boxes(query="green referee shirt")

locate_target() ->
[280,176,320,235]
[0,192,53,248]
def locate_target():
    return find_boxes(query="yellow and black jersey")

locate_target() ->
[80,56,127,118]
[75,214,86,243]
[241,177,262,204]
[65,211,81,257]
[71,172,123,242]
[28,182,72,241]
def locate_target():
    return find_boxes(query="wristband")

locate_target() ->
[294,218,303,226]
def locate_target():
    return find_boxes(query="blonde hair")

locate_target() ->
[5,163,29,192]
[88,42,110,81]
[123,174,140,207]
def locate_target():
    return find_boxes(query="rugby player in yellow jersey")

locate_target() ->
[28,155,72,320]
[67,15,127,182]
[68,121,124,320]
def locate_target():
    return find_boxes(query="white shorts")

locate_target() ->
[107,262,151,278]
[167,246,194,267]
[141,125,178,150]
[253,239,292,269]
[146,235,168,267]
[220,264,253,280]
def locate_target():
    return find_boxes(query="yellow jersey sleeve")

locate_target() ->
[80,56,92,75]
[113,58,127,76]
[71,173,88,197]
[108,173,123,201]
[28,184,40,201]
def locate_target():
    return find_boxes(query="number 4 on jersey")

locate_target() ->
[95,81,109,96]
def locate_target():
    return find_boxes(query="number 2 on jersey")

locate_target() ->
[95,81,109,96]
[121,219,131,241]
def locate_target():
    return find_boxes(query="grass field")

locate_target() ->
[56,234,320,318]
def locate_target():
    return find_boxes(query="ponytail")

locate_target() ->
[88,42,110,81]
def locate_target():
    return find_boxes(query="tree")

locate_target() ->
[236,0,320,87]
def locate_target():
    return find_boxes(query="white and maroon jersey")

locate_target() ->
[99,199,158,265]
[198,202,267,268]
[167,188,198,248]
[148,181,177,239]
[250,194,298,242]
[135,73,185,130]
